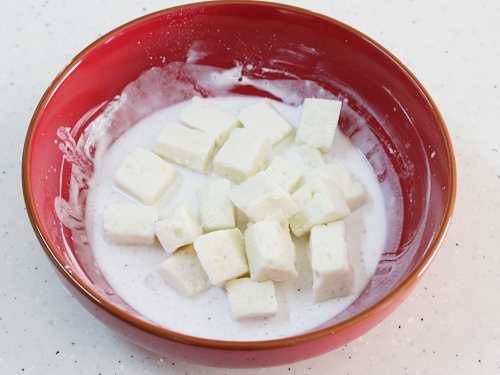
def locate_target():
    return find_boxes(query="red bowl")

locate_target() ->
[22,1,456,368]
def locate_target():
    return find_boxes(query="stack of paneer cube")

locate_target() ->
[103,96,366,320]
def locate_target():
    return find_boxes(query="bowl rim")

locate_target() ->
[22,0,457,350]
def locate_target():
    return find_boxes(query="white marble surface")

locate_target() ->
[1,0,499,374]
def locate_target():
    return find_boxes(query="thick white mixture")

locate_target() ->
[85,96,387,341]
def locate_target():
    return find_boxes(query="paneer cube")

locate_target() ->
[238,100,293,145]
[155,205,203,254]
[307,161,366,210]
[245,220,297,282]
[296,145,325,169]
[296,98,342,152]
[114,148,177,205]
[103,203,157,245]
[213,128,271,183]
[180,97,240,146]
[290,178,350,236]
[155,122,217,172]
[225,278,278,320]
[229,173,298,222]
[198,179,235,232]
[158,245,210,296]
[310,221,353,301]
[193,228,248,286]
[263,156,303,192]
[345,179,366,210]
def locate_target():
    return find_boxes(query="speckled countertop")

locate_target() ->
[1,0,499,374]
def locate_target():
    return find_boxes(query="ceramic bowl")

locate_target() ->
[22,1,456,367]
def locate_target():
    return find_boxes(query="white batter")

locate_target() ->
[85,96,386,341]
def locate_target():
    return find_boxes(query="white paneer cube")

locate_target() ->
[193,228,248,286]
[290,178,350,236]
[296,145,325,169]
[310,221,353,301]
[213,128,271,183]
[180,97,240,146]
[155,122,217,172]
[296,98,342,152]
[103,204,157,245]
[243,186,298,223]
[345,179,366,210]
[263,156,303,192]
[156,205,203,254]
[230,173,298,222]
[158,245,210,296]
[306,161,366,210]
[238,100,293,145]
[114,148,177,205]
[198,179,235,232]
[245,220,297,282]
[225,278,277,320]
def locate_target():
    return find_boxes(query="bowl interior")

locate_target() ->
[24,2,453,341]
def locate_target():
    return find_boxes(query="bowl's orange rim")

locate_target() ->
[22,0,456,351]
